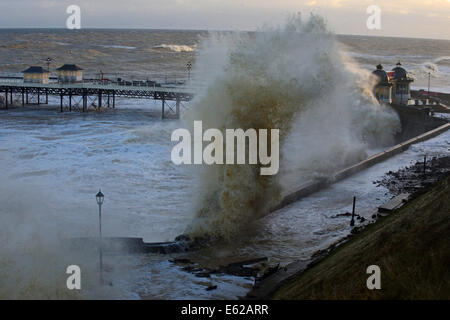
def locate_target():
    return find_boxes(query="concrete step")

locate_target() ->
[378,193,410,213]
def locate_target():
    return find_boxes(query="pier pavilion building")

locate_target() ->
[372,64,392,104]
[22,66,50,84]
[57,64,83,83]
[390,62,414,105]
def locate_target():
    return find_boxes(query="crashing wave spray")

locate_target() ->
[181,14,400,241]
[154,44,196,52]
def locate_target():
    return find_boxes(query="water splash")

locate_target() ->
[182,14,400,240]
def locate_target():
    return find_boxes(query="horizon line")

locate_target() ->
[0,27,448,42]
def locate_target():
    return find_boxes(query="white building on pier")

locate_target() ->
[56,64,83,83]
[22,66,50,84]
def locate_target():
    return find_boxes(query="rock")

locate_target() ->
[331,212,352,218]
[226,257,268,267]
[351,226,364,234]
[219,265,257,277]
[206,285,217,291]
[174,233,213,251]
[174,234,191,242]
[257,264,280,281]
[195,272,211,278]
[170,258,192,264]
[182,266,202,272]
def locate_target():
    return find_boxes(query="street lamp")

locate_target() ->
[95,189,104,284]
[186,61,192,81]
[46,57,52,73]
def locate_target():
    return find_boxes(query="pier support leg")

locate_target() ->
[26,90,29,104]
[112,93,115,109]
[83,92,87,112]
[69,92,72,112]
[60,94,63,113]
[176,97,180,119]
[98,91,102,111]
[162,97,165,119]
[45,89,48,104]
[5,88,8,109]
[37,91,40,105]
[21,89,24,107]
[10,90,12,104]
[107,92,110,108]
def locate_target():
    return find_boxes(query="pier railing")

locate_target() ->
[0,78,195,118]
[0,78,195,94]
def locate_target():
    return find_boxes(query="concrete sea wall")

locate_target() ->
[273,109,450,212]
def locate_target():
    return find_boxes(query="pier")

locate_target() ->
[0,79,194,118]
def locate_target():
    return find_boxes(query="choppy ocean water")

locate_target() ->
[0,29,449,91]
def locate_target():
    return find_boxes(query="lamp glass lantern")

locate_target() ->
[186,61,192,80]
[96,190,104,205]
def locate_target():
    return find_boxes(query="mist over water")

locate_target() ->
[183,15,400,240]
[0,106,195,299]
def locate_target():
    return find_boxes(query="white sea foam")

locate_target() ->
[433,56,450,64]
[182,14,400,240]
[409,62,440,80]
[99,45,136,50]
[154,44,196,52]
[410,56,450,78]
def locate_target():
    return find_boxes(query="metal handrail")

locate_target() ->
[0,78,198,94]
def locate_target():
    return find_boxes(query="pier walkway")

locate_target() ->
[0,79,194,118]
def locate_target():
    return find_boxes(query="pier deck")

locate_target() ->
[0,79,194,118]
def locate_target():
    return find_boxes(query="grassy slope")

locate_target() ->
[272,176,450,300]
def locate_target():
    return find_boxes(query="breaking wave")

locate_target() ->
[182,14,400,240]
[433,56,450,65]
[154,44,196,52]
[410,56,450,79]
[410,62,439,80]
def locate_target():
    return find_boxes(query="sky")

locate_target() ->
[0,0,449,40]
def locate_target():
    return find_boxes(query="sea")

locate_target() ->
[0,29,449,91]
[0,25,449,299]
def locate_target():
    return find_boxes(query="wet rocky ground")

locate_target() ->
[374,156,450,198]
[168,257,273,292]
[304,156,450,268]
[247,155,450,298]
